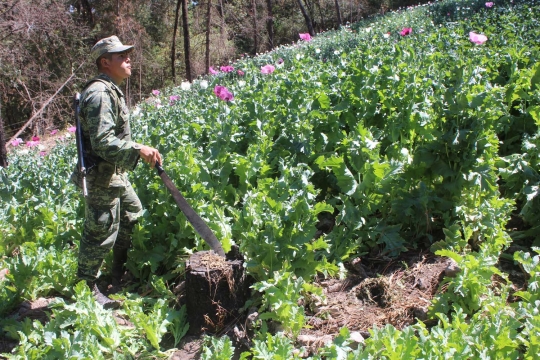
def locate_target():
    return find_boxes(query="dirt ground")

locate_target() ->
[170,251,452,359]
[1,251,451,358]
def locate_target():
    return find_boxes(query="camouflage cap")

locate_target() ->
[91,36,134,63]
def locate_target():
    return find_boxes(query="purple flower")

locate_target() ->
[400,27,412,36]
[209,66,219,75]
[469,32,488,44]
[152,89,160,96]
[277,58,284,65]
[299,33,312,41]
[68,126,76,133]
[26,140,39,148]
[237,70,245,76]
[50,129,58,135]
[32,136,40,142]
[11,138,23,146]
[213,85,234,102]
[261,64,275,74]
[485,2,494,7]
[220,65,234,72]
[169,95,180,105]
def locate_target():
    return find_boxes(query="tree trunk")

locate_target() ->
[218,0,225,39]
[0,98,8,168]
[265,0,274,51]
[334,0,342,26]
[252,0,258,54]
[185,251,250,335]
[296,0,315,36]
[172,0,182,84]
[205,0,211,74]
[182,0,192,82]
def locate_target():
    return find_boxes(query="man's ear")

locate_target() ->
[100,57,109,69]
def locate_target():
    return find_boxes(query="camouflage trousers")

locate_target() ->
[77,180,142,282]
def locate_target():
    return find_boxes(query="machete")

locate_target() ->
[155,162,226,257]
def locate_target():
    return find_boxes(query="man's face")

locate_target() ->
[101,51,132,84]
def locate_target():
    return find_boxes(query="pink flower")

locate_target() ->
[152,89,160,96]
[32,136,40,142]
[169,95,180,105]
[209,67,219,75]
[26,140,39,148]
[260,64,275,74]
[220,65,234,72]
[11,138,23,146]
[277,58,284,65]
[400,27,412,36]
[299,33,312,41]
[68,126,77,133]
[50,129,58,135]
[213,85,234,102]
[237,70,245,76]
[40,151,47,156]
[485,2,494,7]
[469,32,488,45]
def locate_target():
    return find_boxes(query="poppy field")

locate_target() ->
[2,0,540,358]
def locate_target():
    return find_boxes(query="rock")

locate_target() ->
[444,259,460,278]
[349,331,365,349]
[297,334,333,348]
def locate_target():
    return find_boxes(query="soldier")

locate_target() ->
[71,36,162,309]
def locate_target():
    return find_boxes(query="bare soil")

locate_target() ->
[170,250,451,359]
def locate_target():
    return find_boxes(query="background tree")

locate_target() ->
[1,0,424,156]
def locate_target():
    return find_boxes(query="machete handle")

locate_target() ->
[155,161,164,175]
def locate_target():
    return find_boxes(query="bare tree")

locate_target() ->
[172,0,182,84]
[266,0,274,50]
[182,0,192,82]
[296,0,315,36]
[334,0,342,26]
[252,0,258,54]
[0,97,7,167]
[205,0,211,74]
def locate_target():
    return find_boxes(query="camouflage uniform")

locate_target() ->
[71,73,143,282]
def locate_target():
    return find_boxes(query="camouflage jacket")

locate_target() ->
[71,74,142,188]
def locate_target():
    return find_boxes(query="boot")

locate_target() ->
[111,247,129,287]
[91,282,121,310]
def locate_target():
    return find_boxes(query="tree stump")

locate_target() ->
[185,250,249,335]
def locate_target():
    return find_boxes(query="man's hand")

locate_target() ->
[139,145,162,168]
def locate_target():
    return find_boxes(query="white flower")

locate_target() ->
[19,149,29,155]
[383,33,390,38]
[296,53,303,60]
[132,106,141,117]
[334,50,341,55]
[238,80,246,87]
[199,80,208,89]
[38,144,45,151]
[365,27,372,33]
[315,48,321,54]
[181,81,191,90]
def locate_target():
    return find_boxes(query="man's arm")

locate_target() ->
[84,89,161,169]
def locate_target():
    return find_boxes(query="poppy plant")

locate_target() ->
[214,85,234,102]
[469,32,488,44]
[400,27,412,36]
[237,70,245,76]
[68,126,77,133]
[299,33,312,41]
[152,89,160,96]
[11,138,23,146]
[209,67,219,75]
[260,65,275,74]
[169,95,180,105]
[220,65,234,72]
[50,129,58,135]
[485,2,494,7]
